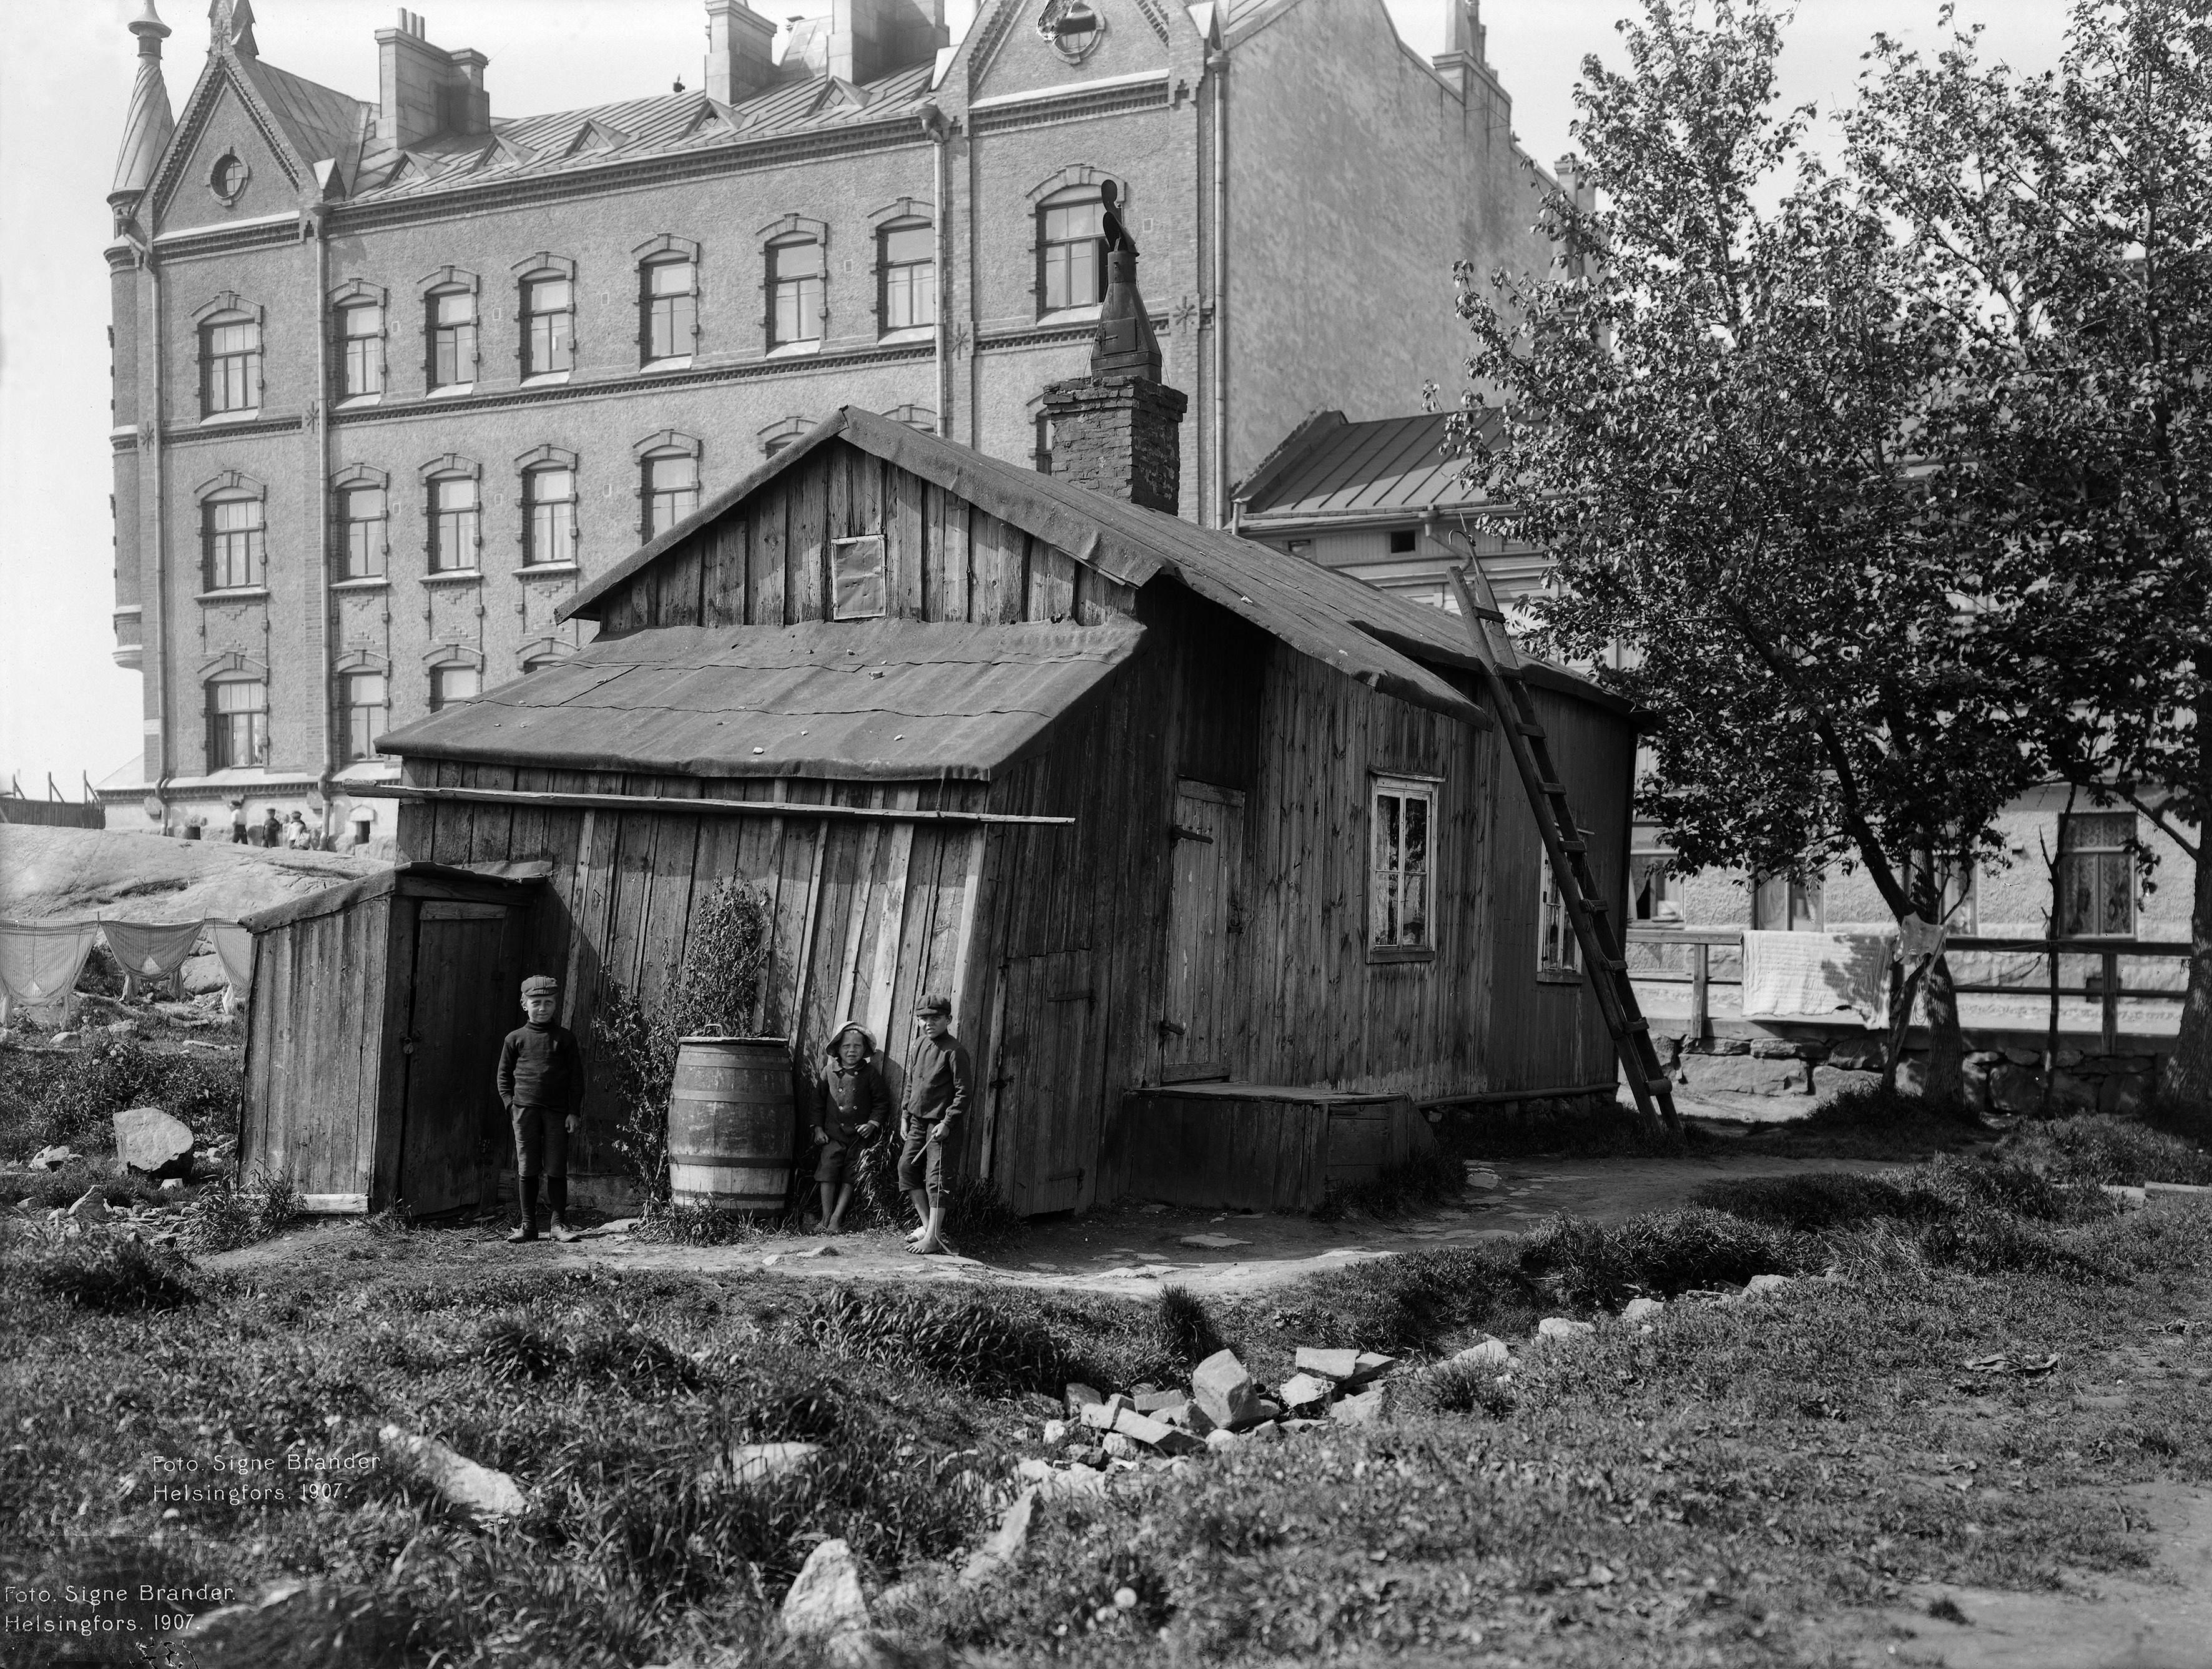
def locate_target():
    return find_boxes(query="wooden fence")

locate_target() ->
[1626,925,2193,1054]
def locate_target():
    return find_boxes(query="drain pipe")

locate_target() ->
[124,227,172,829]
[1209,47,1229,527]
[920,100,951,437]
[309,204,338,842]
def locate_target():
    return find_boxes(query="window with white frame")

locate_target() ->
[878,220,936,331]
[201,493,264,591]
[338,484,385,580]
[338,671,387,763]
[642,450,700,538]
[427,287,477,389]
[2058,812,2135,937]
[1537,852,1582,977]
[520,272,574,377]
[769,235,825,348]
[207,676,267,769]
[1038,187,1106,313]
[337,300,384,398]
[429,665,480,712]
[1370,775,1437,953]
[523,465,577,567]
[200,312,262,414]
[641,254,697,363]
[427,475,479,572]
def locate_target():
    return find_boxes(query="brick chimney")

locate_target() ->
[705,0,777,101]
[827,0,948,85]
[1040,234,1188,516]
[376,10,488,150]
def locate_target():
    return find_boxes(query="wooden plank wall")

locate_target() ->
[243,898,390,1198]
[1480,681,1637,1093]
[589,440,1140,638]
[396,764,990,1173]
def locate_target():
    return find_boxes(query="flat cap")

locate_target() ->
[912,993,952,1017]
[521,974,561,997]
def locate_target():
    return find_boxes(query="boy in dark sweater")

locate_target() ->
[496,974,587,1243]
[897,994,971,1256]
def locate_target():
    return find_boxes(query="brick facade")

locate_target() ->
[104,0,1557,836]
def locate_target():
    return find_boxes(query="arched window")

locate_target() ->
[426,286,478,390]
[338,671,388,763]
[336,300,385,398]
[427,474,479,573]
[641,253,698,365]
[523,464,578,566]
[1037,185,1106,315]
[429,664,481,712]
[520,268,574,378]
[337,482,386,579]
[768,234,825,349]
[201,491,264,591]
[878,219,936,332]
[200,311,262,414]
[206,675,267,769]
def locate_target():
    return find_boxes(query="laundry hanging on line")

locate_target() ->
[0,917,252,1016]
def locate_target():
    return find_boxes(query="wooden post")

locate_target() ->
[2101,949,2120,1056]
[1690,941,1710,1045]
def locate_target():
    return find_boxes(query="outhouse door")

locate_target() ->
[395,900,519,1216]
[1160,780,1246,1082]
[993,948,1105,1216]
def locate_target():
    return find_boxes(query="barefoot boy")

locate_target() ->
[810,1022,887,1233]
[897,995,971,1255]
[496,974,587,1243]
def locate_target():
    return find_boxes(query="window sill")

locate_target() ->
[641,355,694,373]
[335,393,383,411]
[1535,967,1585,986]
[330,576,389,593]
[521,371,573,388]
[426,383,476,398]
[765,340,823,358]
[877,325,936,347]
[1367,943,1437,967]
[513,563,579,578]
[196,410,264,427]
[196,587,270,604]
[420,569,483,587]
[1038,303,1103,326]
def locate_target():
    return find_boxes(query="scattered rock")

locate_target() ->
[1330,1387,1389,1427]
[1353,1352,1398,1380]
[1113,1408,1202,1455]
[1276,1374,1333,1412]
[1243,1420,1284,1444]
[1101,1432,1139,1460]
[1035,1466,1109,1502]
[1079,1399,1121,1432]
[1537,1317,1596,1341]
[1131,1389,1186,1415]
[1063,1382,1103,1414]
[29,1146,76,1171]
[780,1537,872,1640]
[1294,1347,1364,1382]
[159,1178,186,1194]
[1742,1274,1794,1297]
[1159,1401,1214,1436]
[106,1020,139,1036]
[1464,1168,1502,1191]
[962,1489,1039,1587]
[1450,1338,1511,1369]
[1041,1419,1069,1445]
[727,1442,823,1487]
[1204,1429,1239,1452]
[1178,1233,1251,1249]
[114,1107,197,1178]
[67,1188,111,1223]
[1622,1297,1666,1322]
[1192,1348,1266,1430]
[378,1425,526,1522]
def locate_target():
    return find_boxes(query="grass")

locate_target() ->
[2001,1113,2212,1186]
[184,1165,303,1253]
[1723,1079,1991,1161]
[0,1031,240,1164]
[1312,1143,1468,1221]
[6,1130,2211,1665]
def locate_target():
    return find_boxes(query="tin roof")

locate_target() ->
[236,56,371,172]
[562,407,1493,727]
[377,618,1145,781]
[1232,410,1505,526]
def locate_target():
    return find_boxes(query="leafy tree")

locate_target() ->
[1450,0,2050,1094]
[1847,0,2212,1107]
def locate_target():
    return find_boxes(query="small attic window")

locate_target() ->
[832,536,886,621]
[210,154,248,205]
[1389,529,1418,554]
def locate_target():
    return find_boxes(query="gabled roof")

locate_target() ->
[1234,409,1505,526]
[235,55,370,171]
[344,66,935,205]
[378,618,1146,781]
[561,407,1492,727]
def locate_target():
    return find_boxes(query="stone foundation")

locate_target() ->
[1652,1030,2165,1116]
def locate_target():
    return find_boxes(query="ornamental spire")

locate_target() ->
[110,0,177,208]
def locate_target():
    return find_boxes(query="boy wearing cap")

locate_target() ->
[496,975,587,1243]
[897,994,971,1255]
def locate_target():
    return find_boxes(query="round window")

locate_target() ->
[1037,1,1104,63]
[210,154,248,203]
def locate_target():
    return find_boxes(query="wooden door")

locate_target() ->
[397,901,518,1216]
[993,949,1104,1216]
[1160,780,1245,1083]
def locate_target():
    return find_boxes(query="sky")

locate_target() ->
[0,0,2070,800]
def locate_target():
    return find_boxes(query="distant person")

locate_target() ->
[809,1022,887,1234]
[897,994,971,1256]
[496,974,587,1243]
[229,800,247,844]
[260,809,281,847]
[283,811,312,849]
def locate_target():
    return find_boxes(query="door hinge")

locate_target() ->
[1157,1018,1187,1037]
[1169,823,1213,843]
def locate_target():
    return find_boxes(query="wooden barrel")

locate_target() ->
[667,1036,794,1212]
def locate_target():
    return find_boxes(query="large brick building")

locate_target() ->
[102,0,1556,838]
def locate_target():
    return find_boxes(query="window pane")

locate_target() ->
[345,305,383,340]
[527,278,571,313]
[434,290,474,325]
[883,225,932,265]
[1403,794,1428,877]
[831,537,886,620]
[774,239,823,278]
[649,259,694,297]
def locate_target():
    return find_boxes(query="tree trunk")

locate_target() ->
[1922,952,1964,1104]
[2158,845,2212,1115]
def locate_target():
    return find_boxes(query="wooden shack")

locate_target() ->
[373,392,1638,1214]
[238,864,541,1215]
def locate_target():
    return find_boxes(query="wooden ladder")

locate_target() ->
[1445,564,1681,1136]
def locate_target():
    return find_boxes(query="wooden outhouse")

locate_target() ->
[372,325,1637,1213]
[238,864,541,1215]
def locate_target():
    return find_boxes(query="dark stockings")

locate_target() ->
[519,1174,541,1226]
[546,1176,568,1216]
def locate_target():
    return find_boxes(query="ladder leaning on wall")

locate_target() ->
[1445,563,1682,1138]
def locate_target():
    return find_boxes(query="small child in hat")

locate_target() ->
[496,975,587,1242]
[809,1021,888,1233]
